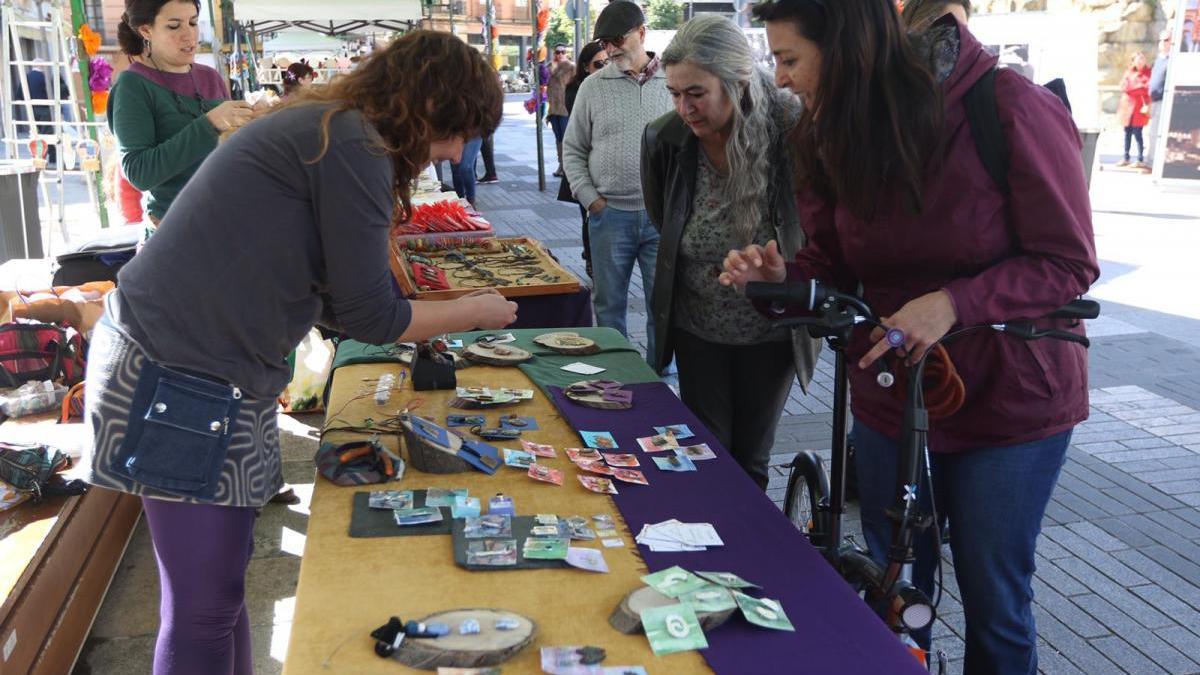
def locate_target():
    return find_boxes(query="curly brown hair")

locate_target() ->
[279,31,503,223]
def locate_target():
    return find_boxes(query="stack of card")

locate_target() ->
[635,520,724,552]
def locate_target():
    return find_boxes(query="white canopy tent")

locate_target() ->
[233,0,423,35]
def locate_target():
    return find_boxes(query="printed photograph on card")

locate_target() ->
[466,539,518,566]
[565,447,603,463]
[680,443,717,460]
[612,468,649,485]
[368,490,413,510]
[580,430,619,450]
[636,433,679,452]
[653,453,696,472]
[502,447,536,469]
[464,514,512,538]
[520,440,557,458]
[654,424,695,440]
[527,463,564,485]
[576,459,616,475]
[578,475,619,494]
[602,452,640,467]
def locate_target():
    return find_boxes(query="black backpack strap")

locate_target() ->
[963,67,1010,194]
[1042,77,1072,113]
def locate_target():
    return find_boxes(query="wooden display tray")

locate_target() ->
[389,236,581,300]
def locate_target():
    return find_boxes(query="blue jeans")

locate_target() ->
[587,206,659,367]
[851,422,1071,675]
[548,114,569,143]
[451,137,483,202]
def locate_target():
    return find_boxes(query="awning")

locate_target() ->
[234,0,423,35]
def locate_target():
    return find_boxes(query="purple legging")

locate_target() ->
[142,497,258,675]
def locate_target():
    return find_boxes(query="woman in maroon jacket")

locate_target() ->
[1117,51,1152,169]
[722,2,1098,673]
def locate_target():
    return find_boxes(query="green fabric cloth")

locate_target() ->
[455,327,659,395]
[107,70,222,219]
[331,340,409,371]
[330,328,659,395]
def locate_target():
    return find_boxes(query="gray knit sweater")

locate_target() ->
[562,61,673,212]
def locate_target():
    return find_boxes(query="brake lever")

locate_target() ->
[993,323,1090,348]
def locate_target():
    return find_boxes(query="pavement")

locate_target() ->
[62,96,1200,674]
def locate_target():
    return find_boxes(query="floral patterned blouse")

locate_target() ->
[672,152,790,345]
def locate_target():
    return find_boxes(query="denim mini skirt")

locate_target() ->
[83,315,283,508]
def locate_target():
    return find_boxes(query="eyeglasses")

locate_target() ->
[590,59,608,69]
[598,28,637,49]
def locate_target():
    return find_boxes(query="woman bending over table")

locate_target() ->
[84,31,516,675]
[721,1,1097,672]
[641,15,820,489]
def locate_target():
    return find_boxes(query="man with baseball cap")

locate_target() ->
[563,0,672,369]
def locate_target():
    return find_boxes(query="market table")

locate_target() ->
[283,329,926,674]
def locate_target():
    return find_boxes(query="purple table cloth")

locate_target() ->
[510,286,593,329]
[549,382,927,675]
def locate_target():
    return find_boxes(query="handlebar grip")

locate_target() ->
[1047,299,1100,320]
[744,281,816,311]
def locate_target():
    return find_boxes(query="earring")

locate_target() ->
[144,38,151,56]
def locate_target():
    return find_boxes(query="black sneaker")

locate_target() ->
[479,174,499,184]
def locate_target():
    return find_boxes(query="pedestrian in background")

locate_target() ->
[1146,30,1172,168]
[563,0,673,368]
[557,41,608,278]
[281,60,316,98]
[546,43,576,177]
[1117,51,1151,170]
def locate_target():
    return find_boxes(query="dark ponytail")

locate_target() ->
[117,0,202,56]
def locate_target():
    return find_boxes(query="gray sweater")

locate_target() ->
[114,103,412,399]
[562,61,673,211]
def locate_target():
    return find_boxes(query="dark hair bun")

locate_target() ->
[116,19,143,56]
[119,0,201,56]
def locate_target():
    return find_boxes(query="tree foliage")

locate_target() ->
[545,7,575,53]
[646,0,684,30]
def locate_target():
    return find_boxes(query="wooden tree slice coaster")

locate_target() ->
[394,608,536,670]
[608,586,734,635]
[402,417,473,474]
[462,342,533,366]
[563,380,633,410]
[533,332,602,355]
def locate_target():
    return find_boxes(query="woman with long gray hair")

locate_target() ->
[641,14,819,489]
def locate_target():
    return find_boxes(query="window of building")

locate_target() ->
[83,0,106,41]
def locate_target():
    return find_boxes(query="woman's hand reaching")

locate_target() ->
[718,240,787,291]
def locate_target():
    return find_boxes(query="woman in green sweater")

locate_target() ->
[108,0,252,224]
